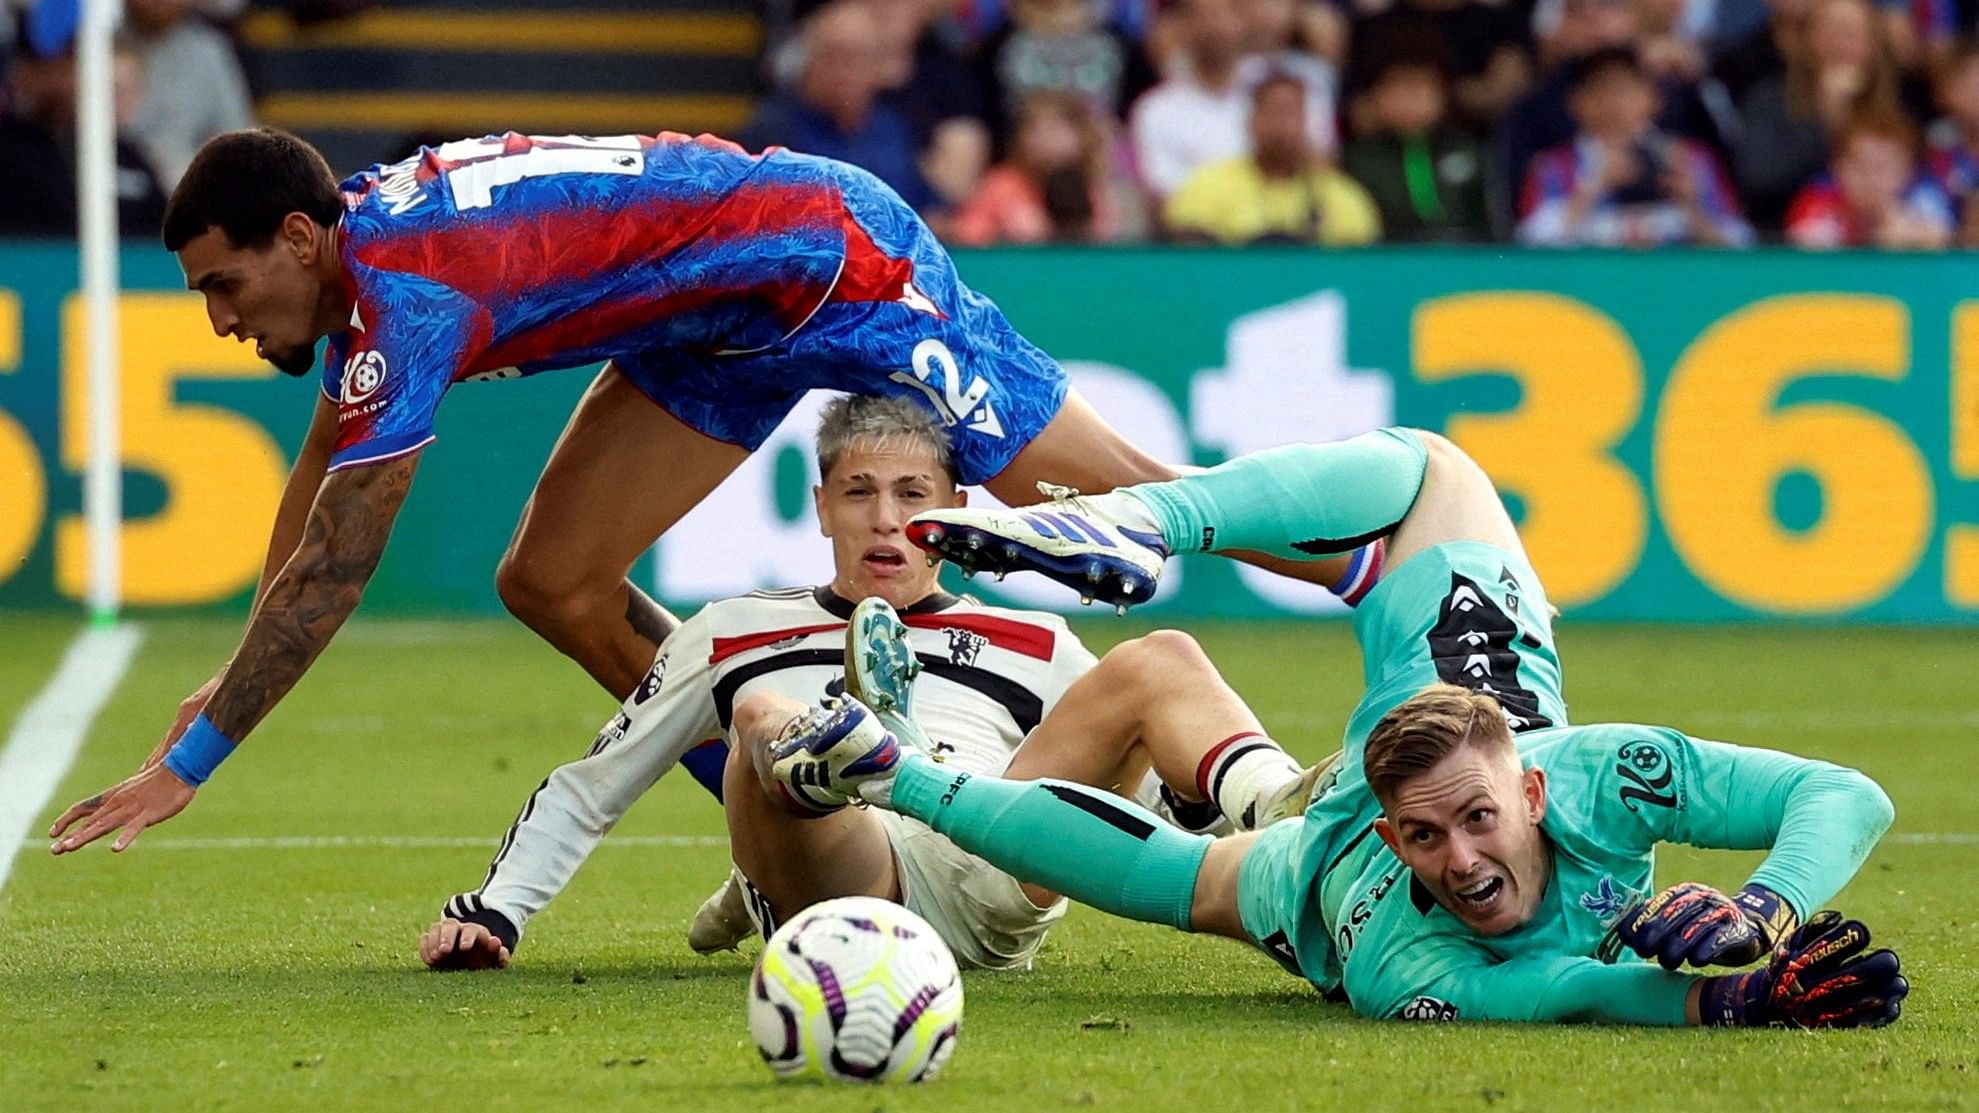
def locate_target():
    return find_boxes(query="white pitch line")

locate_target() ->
[138,834,729,851]
[126,832,1977,851]
[1886,833,1979,846]
[0,623,143,891]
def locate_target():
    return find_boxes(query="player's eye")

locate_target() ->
[1468,809,1494,827]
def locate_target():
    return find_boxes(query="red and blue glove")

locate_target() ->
[1617,882,1797,970]
[1699,911,1908,1029]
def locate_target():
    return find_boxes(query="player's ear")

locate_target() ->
[950,485,968,508]
[1523,766,1547,825]
[1373,815,1400,855]
[813,484,830,538]
[282,211,320,263]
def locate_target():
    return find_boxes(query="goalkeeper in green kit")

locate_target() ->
[762,427,1908,1027]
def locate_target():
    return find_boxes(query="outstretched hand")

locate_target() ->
[1699,911,1907,1028]
[420,918,512,970]
[48,762,196,854]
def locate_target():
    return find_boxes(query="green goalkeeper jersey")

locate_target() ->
[1242,542,1895,1023]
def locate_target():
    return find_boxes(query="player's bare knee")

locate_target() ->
[1122,629,1212,691]
[1388,429,1523,561]
[1097,631,1202,698]
[732,691,805,752]
[494,551,604,636]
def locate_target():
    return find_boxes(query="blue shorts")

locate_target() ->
[614,172,1067,486]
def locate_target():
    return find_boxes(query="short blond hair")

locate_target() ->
[1363,684,1516,804]
[814,394,958,484]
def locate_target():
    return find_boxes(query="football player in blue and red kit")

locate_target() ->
[48,128,1371,854]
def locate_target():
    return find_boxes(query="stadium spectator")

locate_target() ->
[1343,0,1534,127]
[739,0,935,210]
[1163,71,1380,244]
[1342,48,1490,241]
[976,0,1154,149]
[1733,0,1900,230]
[951,91,1144,244]
[0,13,165,237]
[124,0,253,189]
[1875,0,1958,75]
[868,0,993,211]
[1129,0,1255,198]
[1785,106,1953,246]
[1501,0,1729,221]
[1518,47,1751,246]
[1709,0,1803,103]
[1924,38,1979,234]
[1236,0,1343,149]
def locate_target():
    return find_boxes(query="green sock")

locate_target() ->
[1123,428,1428,560]
[888,755,1210,931]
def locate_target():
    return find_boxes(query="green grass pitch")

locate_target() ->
[0,616,1973,1111]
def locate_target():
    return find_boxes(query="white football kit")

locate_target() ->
[443,585,1101,968]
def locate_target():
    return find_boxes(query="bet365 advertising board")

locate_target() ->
[1,242,1973,621]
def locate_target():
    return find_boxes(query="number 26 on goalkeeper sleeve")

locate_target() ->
[1698,911,1908,1029]
[1617,882,1797,970]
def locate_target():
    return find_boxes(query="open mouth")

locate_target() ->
[1454,876,1504,911]
[862,547,909,574]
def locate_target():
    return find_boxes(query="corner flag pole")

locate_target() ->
[76,0,123,627]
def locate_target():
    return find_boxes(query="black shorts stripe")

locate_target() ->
[1289,522,1403,557]
[1044,783,1155,840]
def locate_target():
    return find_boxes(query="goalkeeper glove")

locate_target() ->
[1698,911,1908,1029]
[1617,882,1797,970]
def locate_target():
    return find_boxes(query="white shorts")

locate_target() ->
[734,812,1067,971]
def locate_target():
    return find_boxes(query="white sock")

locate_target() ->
[1196,733,1301,829]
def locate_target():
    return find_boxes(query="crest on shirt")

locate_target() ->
[1578,875,1635,925]
[342,350,388,404]
[944,627,987,668]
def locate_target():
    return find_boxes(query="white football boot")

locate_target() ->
[686,872,753,955]
[906,482,1170,613]
[768,696,907,814]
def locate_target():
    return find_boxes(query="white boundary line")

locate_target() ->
[138,834,728,851]
[0,623,143,891]
[117,832,1978,851]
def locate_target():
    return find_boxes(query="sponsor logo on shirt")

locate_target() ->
[343,350,388,404]
[1399,996,1459,1022]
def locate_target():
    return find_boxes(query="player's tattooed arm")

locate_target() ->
[623,586,680,647]
[200,452,423,741]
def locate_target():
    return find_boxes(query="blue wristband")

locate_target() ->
[162,714,237,787]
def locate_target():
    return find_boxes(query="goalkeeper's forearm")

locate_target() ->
[1743,761,1895,919]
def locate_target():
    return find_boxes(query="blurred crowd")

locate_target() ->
[746,0,1979,249]
[0,0,255,236]
[4,0,1979,249]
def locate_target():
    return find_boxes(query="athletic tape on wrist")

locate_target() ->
[162,714,237,787]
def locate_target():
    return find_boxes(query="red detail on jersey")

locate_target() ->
[902,612,1053,661]
[467,278,812,372]
[706,610,1055,666]
[830,214,943,316]
[350,179,848,326]
[709,622,847,665]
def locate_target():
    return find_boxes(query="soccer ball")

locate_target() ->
[747,896,963,1083]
